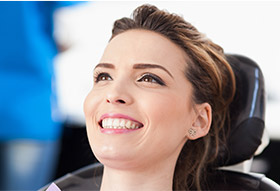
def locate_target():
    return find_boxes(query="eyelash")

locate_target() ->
[93,72,166,86]
[94,72,112,83]
[137,73,166,86]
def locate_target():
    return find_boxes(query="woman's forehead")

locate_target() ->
[101,29,188,72]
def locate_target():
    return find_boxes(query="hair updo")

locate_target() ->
[110,4,236,190]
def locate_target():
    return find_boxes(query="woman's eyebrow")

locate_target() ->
[94,63,115,70]
[133,63,173,78]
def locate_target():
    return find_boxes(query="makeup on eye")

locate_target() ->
[94,70,166,86]
[137,73,166,86]
[94,72,113,83]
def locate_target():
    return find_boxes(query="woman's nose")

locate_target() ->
[105,84,133,105]
[106,97,126,104]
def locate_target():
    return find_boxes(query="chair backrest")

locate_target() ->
[208,54,280,190]
[216,54,266,167]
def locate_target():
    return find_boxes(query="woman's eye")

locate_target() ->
[138,74,166,86]
[94,72,112,83]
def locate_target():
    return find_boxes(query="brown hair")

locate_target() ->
[110,4,236,190]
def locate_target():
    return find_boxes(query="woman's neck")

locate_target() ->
[100,161,175,191]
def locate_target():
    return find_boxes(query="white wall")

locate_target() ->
[53,1,280,139]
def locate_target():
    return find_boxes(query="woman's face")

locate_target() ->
[84,30,197,170]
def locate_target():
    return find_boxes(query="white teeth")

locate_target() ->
[113,119,119,127]
[125,120,131,129]
[120,119,125,127]
[107,118,113,126]
[131,123,135,129]
[102,120,106,128]
[101,118,142,130]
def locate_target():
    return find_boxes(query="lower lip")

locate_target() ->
[100,128,141,134]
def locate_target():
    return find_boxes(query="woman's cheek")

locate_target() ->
[84,91,98,118]
[140,93,173,122]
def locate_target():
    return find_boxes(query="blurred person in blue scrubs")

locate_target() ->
[0,2,83,190]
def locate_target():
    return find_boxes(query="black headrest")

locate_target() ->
[216,54,266,167]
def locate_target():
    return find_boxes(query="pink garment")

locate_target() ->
[46,183,61,191]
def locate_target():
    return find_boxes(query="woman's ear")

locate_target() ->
[187,103,212,140]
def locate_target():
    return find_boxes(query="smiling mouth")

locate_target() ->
[99,118,144,130]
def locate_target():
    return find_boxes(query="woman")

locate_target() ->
[84,4,235,191]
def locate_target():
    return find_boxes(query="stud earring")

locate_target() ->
[188,128,196,137]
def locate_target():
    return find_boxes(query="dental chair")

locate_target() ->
[39,54,280,190]
[206,54,280,190]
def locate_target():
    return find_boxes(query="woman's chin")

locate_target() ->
[92,147,144,170]
[97,156,141,171]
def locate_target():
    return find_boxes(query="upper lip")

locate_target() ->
[98,113,144,127]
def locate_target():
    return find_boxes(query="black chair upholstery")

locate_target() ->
[39,163,103,191]
[41,162,280,191]
[208,169,280,190]
[40,54,280,190]
[217,54,266,167]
